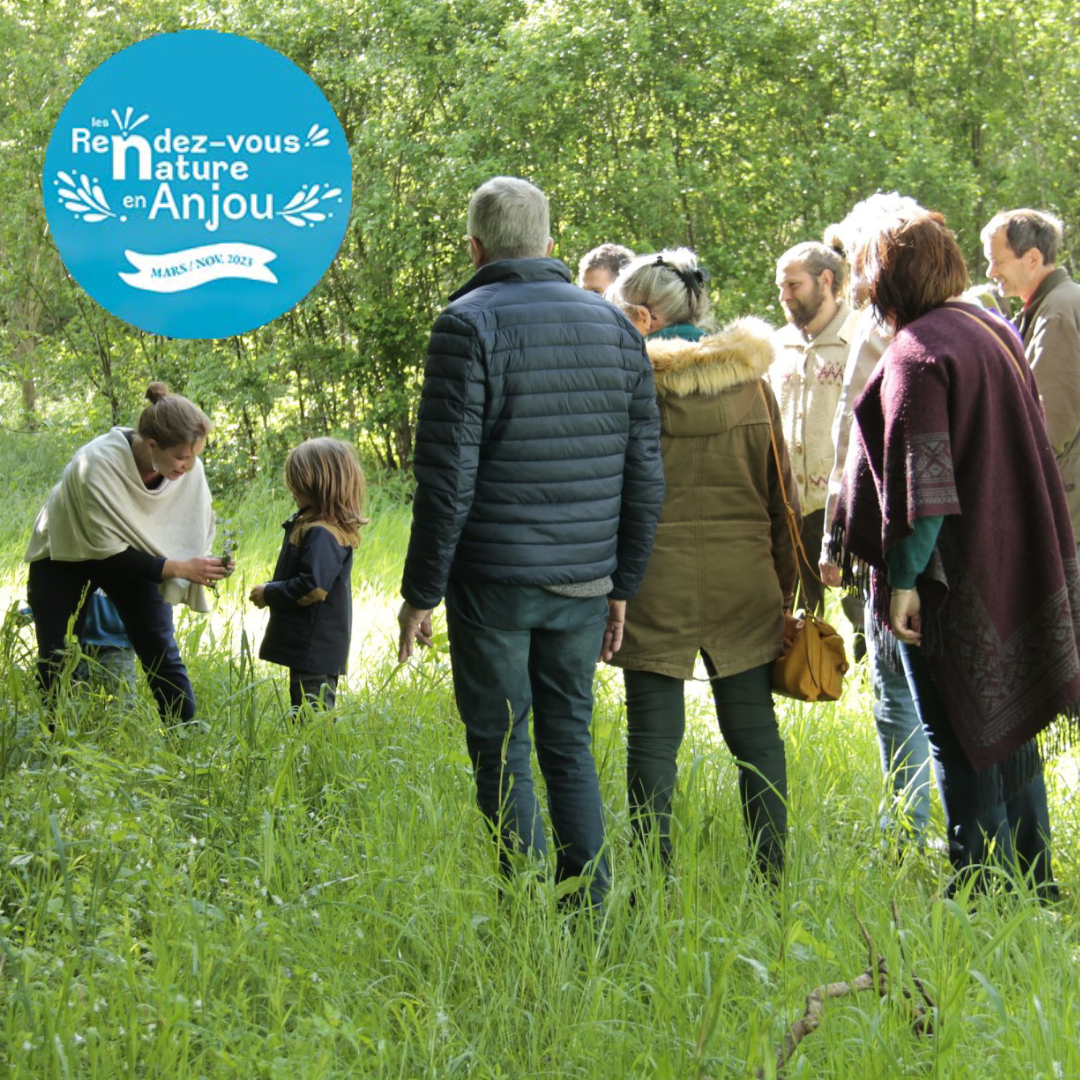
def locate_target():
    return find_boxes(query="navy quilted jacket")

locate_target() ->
[259,512,354,674]
[401,258,664,609]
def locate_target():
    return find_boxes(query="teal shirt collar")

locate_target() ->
[648,322,704,341]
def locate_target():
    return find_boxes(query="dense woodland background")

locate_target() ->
[2,0,1079,484]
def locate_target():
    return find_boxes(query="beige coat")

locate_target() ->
[1018,269,1080,534]
[610,319,799,680]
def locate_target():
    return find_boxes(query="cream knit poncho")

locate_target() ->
[25,427,216,612]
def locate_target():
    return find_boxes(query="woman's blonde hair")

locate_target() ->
[285,438,369,545]
[606,248,711,330]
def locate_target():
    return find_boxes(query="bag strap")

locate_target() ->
[757,381,821,611]
[952,305,1028,382]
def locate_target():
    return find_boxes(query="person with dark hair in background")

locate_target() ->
[26,382,231,726]
[820,194,933,850]
[835,211,1080,898]
[578,243,635,294]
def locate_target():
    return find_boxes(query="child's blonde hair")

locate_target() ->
[285,438,369,546]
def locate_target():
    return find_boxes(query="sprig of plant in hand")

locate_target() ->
[208,518,241,590]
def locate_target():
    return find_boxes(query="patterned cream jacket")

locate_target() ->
[767,300,851,515]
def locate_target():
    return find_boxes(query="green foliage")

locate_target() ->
[2,0,1079,486]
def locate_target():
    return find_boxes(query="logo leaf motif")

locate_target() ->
[283,188,309,212]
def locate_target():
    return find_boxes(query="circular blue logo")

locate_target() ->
[44,31,352,339]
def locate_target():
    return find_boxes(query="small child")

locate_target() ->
[250,438,368,711]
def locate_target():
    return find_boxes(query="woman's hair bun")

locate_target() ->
[145,382,170,404]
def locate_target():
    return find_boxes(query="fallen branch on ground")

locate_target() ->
[754,908,935,1078]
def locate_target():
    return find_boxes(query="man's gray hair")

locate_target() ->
[776,241,847,298]
[981,208,1064,266]
[606,248,711,329]
[467,176,551,262]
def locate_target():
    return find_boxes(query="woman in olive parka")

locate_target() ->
[606,249,798,878]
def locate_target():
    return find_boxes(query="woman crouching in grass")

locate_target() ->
[26,382,231,728]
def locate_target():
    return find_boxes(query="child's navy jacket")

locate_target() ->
[259,510,355,674]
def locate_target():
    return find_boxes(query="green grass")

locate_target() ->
[2,431,1079,1078]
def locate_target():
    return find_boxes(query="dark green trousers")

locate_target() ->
[624,658,787,875]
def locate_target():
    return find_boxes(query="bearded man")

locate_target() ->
[768,241,851,615]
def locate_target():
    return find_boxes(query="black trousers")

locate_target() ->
[289,671,337,711]
[28,558,196,723]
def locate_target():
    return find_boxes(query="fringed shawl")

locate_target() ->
[25,427,216,612]
[832,302,1080,777]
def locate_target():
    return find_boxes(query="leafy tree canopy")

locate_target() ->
[2,0,1077,486]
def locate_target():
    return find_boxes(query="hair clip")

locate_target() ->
[654,255,710,298]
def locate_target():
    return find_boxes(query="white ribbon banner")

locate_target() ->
[118,244,278,293]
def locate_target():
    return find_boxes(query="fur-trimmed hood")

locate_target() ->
[646,317,776,397]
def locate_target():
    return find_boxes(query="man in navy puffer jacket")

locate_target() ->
[398,177,664,909]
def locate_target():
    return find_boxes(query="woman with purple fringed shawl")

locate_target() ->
[832,211,1080,901]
